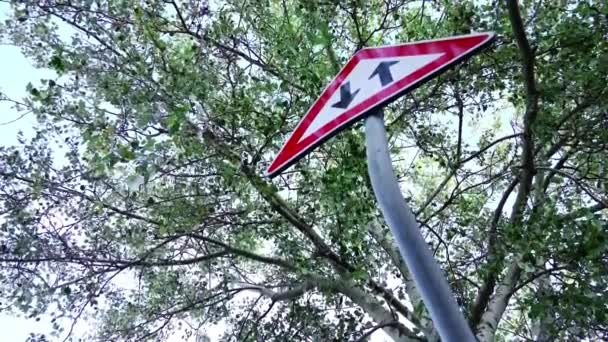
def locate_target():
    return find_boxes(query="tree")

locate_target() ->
[0,0,607,341]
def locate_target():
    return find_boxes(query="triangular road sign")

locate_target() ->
[266,32,495,177]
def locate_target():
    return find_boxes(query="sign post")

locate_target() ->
[365,109,474,341]
[267,32,496,342]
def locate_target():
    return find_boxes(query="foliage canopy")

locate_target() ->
[0,0,607,341]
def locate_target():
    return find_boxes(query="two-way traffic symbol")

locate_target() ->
[266,32,496,177]
[332,61,399,109]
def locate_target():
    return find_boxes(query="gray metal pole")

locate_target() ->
[364,109,475,342]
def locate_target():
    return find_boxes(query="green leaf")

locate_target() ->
[48,55,65,73]
[118,145,136,161]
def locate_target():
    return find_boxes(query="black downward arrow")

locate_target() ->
[369,60,399,86]
[331,81,361,109]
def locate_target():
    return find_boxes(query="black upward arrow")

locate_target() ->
[369,60,399,86]
[331,81,360,109]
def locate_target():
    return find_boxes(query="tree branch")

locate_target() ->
[470,100,592,325]
[0,171,162,226]
[469,178,518,327]
[455,89,465,161]
[416,133,522,216]
[237,275,421,342]
[334,276,423,342]
[234,280,317,302]
[536,166,608,207]
[200,129,417,331]
[476,1,539,339]
[368,223,437,341]
[355,321,400,342]
[508,0,539,224]
[187,233,298,271]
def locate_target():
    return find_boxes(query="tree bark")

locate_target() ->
[475,0,540,338]
[369,223,438,341]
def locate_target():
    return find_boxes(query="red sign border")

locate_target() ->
[266,32,496,178]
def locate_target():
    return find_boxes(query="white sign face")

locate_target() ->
[266,32,496,177]
[301,53,444,141]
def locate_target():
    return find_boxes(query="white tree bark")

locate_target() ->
[234,275,420,342]
[476,1,541,338]
[531,257,555,341]
[476,261,521,342]
[369,223,439,342]
[336,276,422,342]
